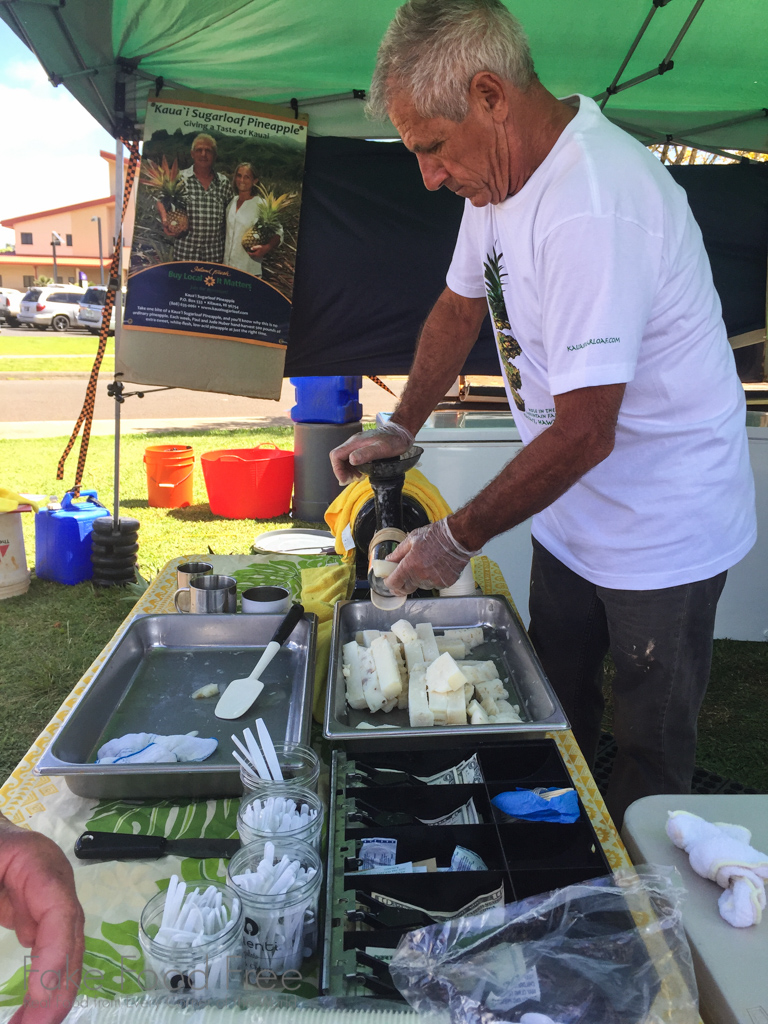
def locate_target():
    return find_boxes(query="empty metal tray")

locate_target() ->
[324,595,568,748]
[36,613,316,799]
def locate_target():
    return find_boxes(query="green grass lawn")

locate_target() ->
[0,332,115,372]
[0,427,323,779]
[1,426,767,793]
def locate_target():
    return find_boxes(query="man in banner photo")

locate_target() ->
[159,133,233,263]
[125,95,307,349]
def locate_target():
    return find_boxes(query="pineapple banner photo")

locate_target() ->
[119,90,307,399]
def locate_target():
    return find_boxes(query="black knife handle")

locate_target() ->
[271,602,304,646]
[75,831,167,860]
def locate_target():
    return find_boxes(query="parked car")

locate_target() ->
[76,285,125,335]
[18,286,86,331]
[0,288,23,327]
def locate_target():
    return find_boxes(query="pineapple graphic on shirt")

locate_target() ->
[483,248,524,411]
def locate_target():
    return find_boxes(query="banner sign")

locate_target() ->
[119,90,307,398]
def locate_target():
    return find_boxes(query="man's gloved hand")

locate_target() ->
[384,518,481,595]
[330,421,414,485]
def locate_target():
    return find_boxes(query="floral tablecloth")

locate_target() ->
[0,554,631,1013]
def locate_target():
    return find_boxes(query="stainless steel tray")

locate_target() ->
[36,613,316,799]
[324,595,569,748]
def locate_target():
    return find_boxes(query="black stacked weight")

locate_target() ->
[91,516,140,587]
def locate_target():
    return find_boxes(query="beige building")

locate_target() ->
[0,151,134,291]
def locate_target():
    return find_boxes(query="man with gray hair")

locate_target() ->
[331,0,755,826]
[159,133,233,263]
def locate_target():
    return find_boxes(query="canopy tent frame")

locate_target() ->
[2,0,766,151]
[596,0,705,110]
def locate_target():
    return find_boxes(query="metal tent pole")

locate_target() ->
[113,137,124,529]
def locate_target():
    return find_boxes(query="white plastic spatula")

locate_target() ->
[215,603,304,720]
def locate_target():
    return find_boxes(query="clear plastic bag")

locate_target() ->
[389,867,698,1024]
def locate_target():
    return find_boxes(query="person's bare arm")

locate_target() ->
[330,287,487,482]
[449,383,626,549]
[0,814,85,1024]
[385,382,626,594]
[388,286,489,435]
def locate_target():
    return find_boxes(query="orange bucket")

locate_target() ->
[201,445,294,519]
[144,445,194,508]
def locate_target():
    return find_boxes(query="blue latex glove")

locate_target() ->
[492,787,580,824]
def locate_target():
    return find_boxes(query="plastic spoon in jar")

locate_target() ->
[215,604,304,720]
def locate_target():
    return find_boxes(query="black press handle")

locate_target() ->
[271,602,304,647]
[75,831,167,860]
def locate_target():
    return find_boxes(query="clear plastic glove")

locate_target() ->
[385,518,481,595]
[330,421,414,484]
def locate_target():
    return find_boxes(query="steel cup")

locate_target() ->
[174,574,237,613]
[177,561,214,588]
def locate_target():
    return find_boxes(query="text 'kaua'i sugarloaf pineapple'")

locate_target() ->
[241,184,296,253]
[484,247,525,411]
[141,156,189,234]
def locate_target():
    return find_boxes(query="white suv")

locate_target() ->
[77,285,123,335]
[18,286,86,332]
[0,288,23,327]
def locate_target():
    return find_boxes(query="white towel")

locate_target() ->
[666,809,768,927]
[96,731,218,764]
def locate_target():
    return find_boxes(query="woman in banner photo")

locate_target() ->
[223,161,283,276]
[158,132,233,263]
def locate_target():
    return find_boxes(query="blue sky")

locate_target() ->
[0,20,115,246]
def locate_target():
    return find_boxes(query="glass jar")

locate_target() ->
[227,838,322,976]
[237,786,324,852]
[139,880,243,997]
[239,741,320,796]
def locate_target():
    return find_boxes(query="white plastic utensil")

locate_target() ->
[256,718,283,780]
[231,719,284,781]
[215,604,304,720]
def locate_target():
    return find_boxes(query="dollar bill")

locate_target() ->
[415,752,485,785]
[357,861,427,875]
[369,882,505,922]
[417,796,480,826]
[359,837,397,871]
[450,844,489,872]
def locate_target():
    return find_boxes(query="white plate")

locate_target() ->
[252,528,336,556]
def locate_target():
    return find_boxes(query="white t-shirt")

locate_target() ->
[446,95,756,590]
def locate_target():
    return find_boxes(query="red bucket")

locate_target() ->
[201,445,294,519]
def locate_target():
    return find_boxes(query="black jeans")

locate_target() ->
[528,537,727,830]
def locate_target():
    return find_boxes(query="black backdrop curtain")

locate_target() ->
[285,138,767,377]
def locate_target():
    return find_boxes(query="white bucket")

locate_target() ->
[0,512,30,600]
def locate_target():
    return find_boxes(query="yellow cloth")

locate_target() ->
[324,468,453,557]
[300,561,356,723]
[0,488,39,514]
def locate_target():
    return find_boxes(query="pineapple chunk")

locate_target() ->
[467,699,490,725]
[408,664,434,728]
[444,686,468,726]
[359,647,390,713]
[415,622,440,664]
[475,678,509,703]
[464,681,475,705]
[426,652,467,693]
[480,694,499,717]
[403,640,425,674]
[461,661,500,682]
[491,699,522,724]
[391,619,418,644]
[370,636,402,700]
[361,630,382,647]
[371,559,396,578]
[428,689,448,726]
[342,641,368,711]
[435,638,467,660]
[445,627,484,649]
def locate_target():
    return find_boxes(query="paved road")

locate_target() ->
[0,374,403,438]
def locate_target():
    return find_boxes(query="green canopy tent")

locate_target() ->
[2,0,767,152]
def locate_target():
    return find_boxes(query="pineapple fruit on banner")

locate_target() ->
[124,92,307,361]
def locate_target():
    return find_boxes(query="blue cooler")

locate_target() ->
[290,376,363,424]
[35,490,111,585]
